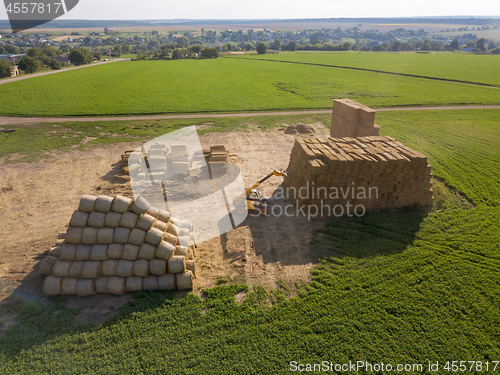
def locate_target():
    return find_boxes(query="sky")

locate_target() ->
[1,0,499,20]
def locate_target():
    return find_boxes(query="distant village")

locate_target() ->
[1,24,499,78]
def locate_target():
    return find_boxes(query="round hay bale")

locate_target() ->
[171,217,180,227]
[179,228,190,237]
[157,209,171,223]
[129,228,147,245]
[69,260,84,278]
[114,227,131,243]
[163,232,177,246]
[60,244,77,261]
[107,243,123,259]
[88,211,106,228]
[168,256,185,274]
[138,243,156,260]
[122,244,139,260]
[149,259,167,276]
[50,246,61,257]
[153,220,167,231]
[61,277,78,295]
[79,195,97,213]
[94,195,114,213]
[136,213,155,231]
[143,275,159,291]
[97,228,114,244]
[133,259,150,277]
[112,195,132,213]
[145,206,159,219]
[120,212,138,229]
[39,255,58,275]
[126,276,143,292]
[102,259,119,276]
[166,223,180,236]
[77,279,96,297]
[43,276,62,296]
[145,227,164,246]
[105,212,122,228]
[174,246,188,257]
[75,244,92,260]
[158,274,176,290]
[91,245,108,261]
[107,276,126,295]
[130,196,150,215]
[53,261,72,277]
[116,260,134,277]
[82,261,102,279]
[70,211,89,227]
[156,240,175,260]
[176,271,193,290]
[65,227,82,245]
[178,236,190,247]
[82,227,98,244]
[95,277,109,294]
[185,260,196,277]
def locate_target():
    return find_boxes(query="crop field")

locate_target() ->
[1,57,500,117]
[1,109,499,373]
[240,52,500,87]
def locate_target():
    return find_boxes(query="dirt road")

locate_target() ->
[1,106,499,126]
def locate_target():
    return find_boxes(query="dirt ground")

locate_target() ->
[0,123,331,323]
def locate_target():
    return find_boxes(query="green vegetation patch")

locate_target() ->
[377,109,500,207]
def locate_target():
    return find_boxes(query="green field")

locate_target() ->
[1,57,500,117]
[239,52,500,87]
[1,109,499,373]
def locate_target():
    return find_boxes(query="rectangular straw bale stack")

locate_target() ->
[41,194,196,296]
[283,136,433,214]
[330,99,380,138]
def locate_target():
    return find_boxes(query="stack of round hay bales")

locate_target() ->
[41,194,196,296]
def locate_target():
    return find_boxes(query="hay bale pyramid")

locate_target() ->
[40,194,196,296]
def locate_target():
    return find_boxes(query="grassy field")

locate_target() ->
[1,57,500,117]
[1,109,499,373]
[239,52,500,87]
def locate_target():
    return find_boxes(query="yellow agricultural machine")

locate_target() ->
[233,166,295,215]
